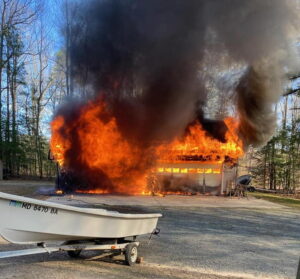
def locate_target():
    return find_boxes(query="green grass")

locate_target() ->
[249,192,300,209]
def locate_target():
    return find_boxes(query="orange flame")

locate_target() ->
[50,100,148,194]
[50,116,69,166]
[55,189,64,195]
[50,100,244,195]
[156,117,243,163]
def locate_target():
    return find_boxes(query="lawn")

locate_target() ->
[249,192,300,209]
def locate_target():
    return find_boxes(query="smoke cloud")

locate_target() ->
[62,0,296,148]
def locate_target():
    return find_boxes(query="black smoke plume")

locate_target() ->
[64,0,295,147]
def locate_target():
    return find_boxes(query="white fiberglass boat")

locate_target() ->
[0,192,162,244]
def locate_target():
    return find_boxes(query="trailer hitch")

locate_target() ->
[148,228,160,245]
[153,228,160,236]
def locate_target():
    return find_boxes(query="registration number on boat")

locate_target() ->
[9,200,58,214]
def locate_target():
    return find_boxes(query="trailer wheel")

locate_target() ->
[125,243,138,266]
[67,250,82,258]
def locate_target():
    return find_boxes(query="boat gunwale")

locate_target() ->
[0,192,162,219]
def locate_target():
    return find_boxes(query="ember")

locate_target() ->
[55,190,64,195]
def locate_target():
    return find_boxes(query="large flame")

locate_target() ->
[50,100,148,194]
[156,117,243,164]
[50,99,243,194]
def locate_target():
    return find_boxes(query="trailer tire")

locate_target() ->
[125,243,138,266]
[67,250,82,258]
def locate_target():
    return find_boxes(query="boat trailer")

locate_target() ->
[0,238,142,266]
[0,192,161,266]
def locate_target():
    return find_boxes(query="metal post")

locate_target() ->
[0,160,3,180]
[221,163,225,195]
[203,171,206,194]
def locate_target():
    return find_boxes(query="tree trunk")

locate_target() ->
[10,51,17,176]
[5,51,10,173]
[0,2,7,159]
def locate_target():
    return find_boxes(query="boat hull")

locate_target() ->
[0,192,161,244]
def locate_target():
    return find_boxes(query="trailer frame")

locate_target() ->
[0,238,140,266]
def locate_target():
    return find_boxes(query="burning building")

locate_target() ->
[147,117,243,195]
[50,101,243,195]
[50,0,296,195]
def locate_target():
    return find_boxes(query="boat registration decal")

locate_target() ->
[9,200,58,215]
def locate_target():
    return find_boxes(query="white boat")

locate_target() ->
[0,192,162,244]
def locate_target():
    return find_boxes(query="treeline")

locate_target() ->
[249,88,300,193]
[0,0,69,179]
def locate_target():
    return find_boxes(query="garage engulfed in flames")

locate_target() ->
[50,98,243,195]
[152,117,243,195]
[50,0,295,195]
